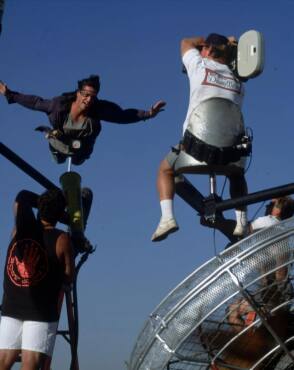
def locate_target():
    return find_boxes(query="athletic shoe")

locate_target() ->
[233,223,248,237]
[151,218,179,242]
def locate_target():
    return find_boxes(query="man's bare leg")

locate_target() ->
[152,159,179,242]
[21,350,46,370]
[157,159,175,200]
[0,349,20,370]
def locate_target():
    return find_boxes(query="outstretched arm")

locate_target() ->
[148,100,166,118]
[0,80,7,95]
[0,81,54,113]
[98,99,166,124]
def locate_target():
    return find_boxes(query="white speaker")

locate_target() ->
[237,30,265,78]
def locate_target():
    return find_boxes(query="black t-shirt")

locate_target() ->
[2,230,64,322]
[1,191,65,322]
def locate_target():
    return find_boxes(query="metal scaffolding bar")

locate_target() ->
[215,183,294,213]
[0,142,57,190]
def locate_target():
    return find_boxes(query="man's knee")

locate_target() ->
[158,159,175,176]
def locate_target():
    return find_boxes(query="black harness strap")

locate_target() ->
[182,130,251,166]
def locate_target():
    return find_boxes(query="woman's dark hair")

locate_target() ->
[77,75,100,93]
[275,197,294,220]
[38,188,66,225]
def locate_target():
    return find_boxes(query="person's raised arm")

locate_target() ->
[181,36,206,57]
[0,80,54,113]
[97,99,166,124]
[13,190,39,239]
[0,80,7,95]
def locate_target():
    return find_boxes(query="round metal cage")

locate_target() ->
[128,217,294,370]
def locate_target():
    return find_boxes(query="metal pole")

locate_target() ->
[0,142,57,190]
[67,157,72,173]
[66,284,80,370]
[227,269,294,363]
[175,175,204,214]
[215,183,294,212]
[209,173,217,195]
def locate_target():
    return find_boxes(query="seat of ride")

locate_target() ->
[174,98,247,177]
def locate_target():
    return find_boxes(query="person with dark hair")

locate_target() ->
[0,75,165,165]
[152,33,247,242]
[250,197,294,231]
[77,75,100,92]
[201,196,294,242]
[0,189,74,370]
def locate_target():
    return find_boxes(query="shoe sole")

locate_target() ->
[152,226,179,242]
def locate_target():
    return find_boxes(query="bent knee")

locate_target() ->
[158,159,174,175]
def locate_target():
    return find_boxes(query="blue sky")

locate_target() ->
[0,1,294,369]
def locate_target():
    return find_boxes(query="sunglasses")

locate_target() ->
[79,90,97,98]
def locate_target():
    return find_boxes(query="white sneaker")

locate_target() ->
[233,223,248,237]
[151,218,179,242]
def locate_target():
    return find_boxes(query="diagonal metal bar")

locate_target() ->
[0,141,57,190]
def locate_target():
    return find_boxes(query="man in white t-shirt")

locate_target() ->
[152,33,248,242]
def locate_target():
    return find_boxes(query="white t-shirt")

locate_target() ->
[182,49,245,134]
[250,215,280,232]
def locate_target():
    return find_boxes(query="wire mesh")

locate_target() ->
[128,217,294,370]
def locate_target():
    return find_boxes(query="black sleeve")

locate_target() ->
[97,99,149,124]
[5,89,55,114]
[14,190,39,240]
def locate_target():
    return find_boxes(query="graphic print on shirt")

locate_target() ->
[7,239,48,287]
[202,68,241,93]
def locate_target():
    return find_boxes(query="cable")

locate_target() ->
[244,127,254,174]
